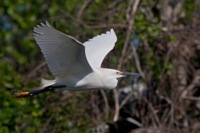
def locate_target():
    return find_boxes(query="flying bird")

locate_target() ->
[14,22,140,98]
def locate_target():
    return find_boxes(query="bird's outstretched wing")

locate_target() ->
[33,22,93,78]
[83,29,117,68]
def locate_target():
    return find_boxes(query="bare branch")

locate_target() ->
[100,90,110,120]
[59,9,127,29]
[119,91,134,109]
[77,0,93,20]
[113,0,141,122]
[117,0,141,69]
[131,42,146,80]
[113,88,120,121]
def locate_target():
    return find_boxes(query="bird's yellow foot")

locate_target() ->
[14,92,32,98]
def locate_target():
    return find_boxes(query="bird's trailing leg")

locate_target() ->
[14,85,66,98]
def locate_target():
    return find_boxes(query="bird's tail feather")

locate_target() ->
[41,78,56,88]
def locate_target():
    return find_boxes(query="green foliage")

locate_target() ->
[184,0,200,20]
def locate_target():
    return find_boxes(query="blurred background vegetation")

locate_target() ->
[1,0,200,133]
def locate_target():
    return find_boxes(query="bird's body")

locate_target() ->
[50,68,121,91]
[14,21,140,97]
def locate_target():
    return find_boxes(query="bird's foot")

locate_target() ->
[14,85,66,98]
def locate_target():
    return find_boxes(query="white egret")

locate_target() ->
[14,21,140,98]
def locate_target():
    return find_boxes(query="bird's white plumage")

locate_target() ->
[32,21,139,91]
[14,23,140,97]
[33,22,93,78]
[83,29,117,68]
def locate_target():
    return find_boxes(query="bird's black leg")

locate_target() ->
[14,85,66,98]
[29,85,66,96]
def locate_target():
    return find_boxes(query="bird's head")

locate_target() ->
[100,69,123,78]
[97,68,140,90]
[106,69,140,79]
[114,70,126,78]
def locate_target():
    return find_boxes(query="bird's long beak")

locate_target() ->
[121,72,141,77]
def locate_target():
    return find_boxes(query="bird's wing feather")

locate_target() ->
[83,29,117,68]
[33,22,93,78]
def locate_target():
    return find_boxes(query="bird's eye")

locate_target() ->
[116,71,122,75]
